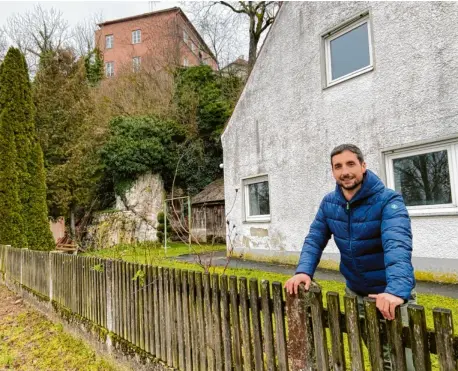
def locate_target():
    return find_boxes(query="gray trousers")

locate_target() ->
[345,287,416,371]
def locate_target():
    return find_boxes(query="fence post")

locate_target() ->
[105,260,113,349]
[286,283,314,371]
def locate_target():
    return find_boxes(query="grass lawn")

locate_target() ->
[0,285,118,371]
[86,242,457,369]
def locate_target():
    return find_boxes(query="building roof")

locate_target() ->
[192,178,225,205]
[97,7,217,62]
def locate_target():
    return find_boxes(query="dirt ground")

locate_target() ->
[0,284,117,370]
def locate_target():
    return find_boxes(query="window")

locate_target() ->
[191,42,196,53]
[105,34,113,49]
[105,62,114,77]
[385,140,458,216]
[243,175,271,222]
[183,30,189,45]
[183,57,189,67]
[132,29,141,44]
[323,14,373,87]
[132,56,141,72]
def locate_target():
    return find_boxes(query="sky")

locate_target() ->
[0,1,181,28]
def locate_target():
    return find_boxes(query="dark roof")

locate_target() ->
[192,178,225,205]
[222,57,249,70]
[97,7,217,62]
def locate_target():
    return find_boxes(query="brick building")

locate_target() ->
[95,7,217,77]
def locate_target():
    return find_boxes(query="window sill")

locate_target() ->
[408,207,458,217]
[243,219,271,224]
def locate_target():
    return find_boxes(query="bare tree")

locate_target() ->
[3,5,71,71]
[72,12,103,57]
[185,1,279,72]
[0,30,7,61]
[185,2,246,69]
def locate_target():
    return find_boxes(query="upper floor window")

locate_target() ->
[243,175,271,222]
[323,14,373,87]
[105,34,113,49]
[132,29,141,44]
[132,56,141,72]
[183,57,189,67]
[384,140,458,216]
[183,30,189,45]
[191,42,196,53]
[105,62,114,77]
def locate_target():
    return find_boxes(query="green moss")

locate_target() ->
[0,294,117,370]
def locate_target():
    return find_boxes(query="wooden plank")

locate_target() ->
[408,304,432,371]
[195,272,207,370]
[182,270,192,371]
[153,266,160,358]
[249,278,263,371]
[146,265,154,355]
[175,269,184,370]
[363,297,384,371]
[344,294,365,371]
[239,277,253,371]
[159,267,166,361]
[261,280,275,371]
[189,271,199,371]
[139,264,146,351]
[327,292,345,371]
[220,275,232,371]
[286,284,314,371]
[129,262,136,345]
[309,286,329,371]
[387,309,408,371]
[272,282,288,371]
[204,272,215,371]
[213,274,224,371]
[229,276,243,371]
[433,308,456,371]
[170,268,178,368]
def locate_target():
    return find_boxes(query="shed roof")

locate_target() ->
[192,178,224,205]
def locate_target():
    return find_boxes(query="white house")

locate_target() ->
[221,2,458,272]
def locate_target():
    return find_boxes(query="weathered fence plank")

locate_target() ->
[221,275,232,371]
[433,308,456,371]
[204,272,215,371]
[409,304,432,371]
[272,282,288,371]
[327,292,345,371]
[249,278,263,371]
[386,306,407,371]
[175,269,184,370]
[195,272,207,371]
[310,286,329,371]
[239,277,253,371]
[344,294,365,371]
[364,297,384,371]
[212,274,224,371]
[261,280,275,371]
[181,270,192,371]
[229,276,243,371]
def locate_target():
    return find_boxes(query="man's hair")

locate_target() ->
[330,144,364,165]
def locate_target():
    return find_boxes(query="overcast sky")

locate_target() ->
[0,1,181,28]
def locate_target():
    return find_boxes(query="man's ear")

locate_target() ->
[362,161,367,173]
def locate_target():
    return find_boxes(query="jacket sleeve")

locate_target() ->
[381,193,415,300]
[295,199,332,277]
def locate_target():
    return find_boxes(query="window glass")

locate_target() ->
[393,150,452,206]
[330,22,370,80]
[248,181,270,216]
[105,35,113,49]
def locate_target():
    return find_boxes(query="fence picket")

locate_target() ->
[364,297,384,371]
[229,276,243,371]
[433,308,456,371]
[261,280,275,371]
[327,292,345,371]
[409,304,432,371]
[344,294,365,371]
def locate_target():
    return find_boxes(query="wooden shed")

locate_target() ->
[191,178,226,243]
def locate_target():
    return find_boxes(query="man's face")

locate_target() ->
[331,150,366,191]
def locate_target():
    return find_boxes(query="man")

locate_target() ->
[285,144,415,369]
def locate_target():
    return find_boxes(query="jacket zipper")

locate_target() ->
[347,202,358,280]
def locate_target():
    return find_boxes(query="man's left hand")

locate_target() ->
[368,293,404,320]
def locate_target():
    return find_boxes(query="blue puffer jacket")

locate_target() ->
[296,170,415,300]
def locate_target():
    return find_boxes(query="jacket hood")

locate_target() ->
[335,169,385,204]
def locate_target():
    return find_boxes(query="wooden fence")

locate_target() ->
[0,244,457,371]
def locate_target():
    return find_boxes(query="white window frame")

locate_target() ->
[105,34,113,49]
[183,30,189,45]
[323,14,373,87]
[242,174,271,223]
[384,140,458,216]
[191,42,196,53]
[132,56,141,72]
[105,61,114,77]
[183,57,189,67]
[132,29,141,44]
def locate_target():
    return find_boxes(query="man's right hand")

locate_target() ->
[284,273,312,295]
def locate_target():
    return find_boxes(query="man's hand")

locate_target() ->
[284,273,312,295]
[368,293,404,320]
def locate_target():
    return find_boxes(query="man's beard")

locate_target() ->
[338,176,363,190]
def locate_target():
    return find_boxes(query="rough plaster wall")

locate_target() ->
[222,2,458,259]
